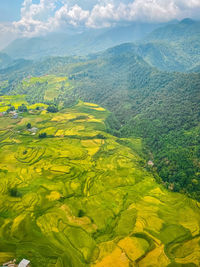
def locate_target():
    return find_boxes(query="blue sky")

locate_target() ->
[0,0,23,21]
[0,0,200,49]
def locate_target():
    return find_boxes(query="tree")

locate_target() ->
[18,104,28,112]
[26,123,32,129]
[7,105,15,112]
[47,105,58,113]
[39,132,47,138]
[78,209,85,217]
[9,188,21,197]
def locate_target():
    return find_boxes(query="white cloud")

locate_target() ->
[53,4,89,27]
[87,0,200,27]
[1,0,200,43]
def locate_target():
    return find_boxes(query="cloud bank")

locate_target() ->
[1,0,200,44]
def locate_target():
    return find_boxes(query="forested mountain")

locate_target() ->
[146,18,200,42]
[2,19,200,72]
[139,19,200,71]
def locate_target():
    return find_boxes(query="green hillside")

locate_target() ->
[0,47,200,200]
[141,19,200,71]
[0,95,200,267]
[146,19,200,42]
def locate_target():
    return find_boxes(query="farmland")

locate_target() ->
[0,96,200,266]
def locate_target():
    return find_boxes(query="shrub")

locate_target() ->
[39,132,47,138]
[78,209,85,217]
[47,105,58,113]
[9,188,21,197]
[18,104,28,112]
[7,105,15,112]
[26,123,32,129]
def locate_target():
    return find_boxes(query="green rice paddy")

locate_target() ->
[0,96,200,266]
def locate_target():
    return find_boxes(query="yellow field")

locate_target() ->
[0,96,199,267]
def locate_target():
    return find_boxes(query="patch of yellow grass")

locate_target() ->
[94,247,129,267]
[173,237,200,265]
[40,127,56,135]
[51,113,77,122]
[91,107,105,111]
[50,165,71,173]
[84,103,99,107]
[138,245,170,267]
[47,191,61,201]
[118,236,149,262]
[55,129,65,136]
[0,252,15,264]
[81,139,103,156]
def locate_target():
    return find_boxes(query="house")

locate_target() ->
[147,160,154,167]
[2,259,16,266]
[9,111,16,115]
[28,127,38,134]
[12,114,18,119]
[18,259,30,267]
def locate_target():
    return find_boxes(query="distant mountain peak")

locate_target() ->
[180,18,195,24]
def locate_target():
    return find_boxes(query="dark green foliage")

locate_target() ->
[95,134,106,139]
[9,187,21,198]
[26,123,32,129]
[78,210,85,218]
[47,105,58,113]
[39,132,47,138]
[18,104,28,112]
[7,105,15,112]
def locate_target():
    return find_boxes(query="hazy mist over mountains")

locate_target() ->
[1,18,200,72]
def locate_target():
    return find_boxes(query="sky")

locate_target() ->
[0,0,200,49]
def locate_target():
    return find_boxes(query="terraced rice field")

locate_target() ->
[0,97,200,266]
[9,75,71,104]
[0,95,47,112]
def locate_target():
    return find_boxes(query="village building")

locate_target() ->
[18,259,30,267]
[28,127,38,134]
[12,114,19,119]
[147,160,154,167]
[2,259,16,266]
[9,111,16,115]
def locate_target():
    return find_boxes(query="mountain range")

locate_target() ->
[2,19,200,72]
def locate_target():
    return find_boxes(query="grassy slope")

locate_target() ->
[1,53,200,199]
[0,96,200,266]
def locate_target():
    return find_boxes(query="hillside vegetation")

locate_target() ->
[0,46,200,200]
[0,96,200,266]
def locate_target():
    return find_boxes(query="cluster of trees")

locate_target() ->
[47,105,58,113]
[18,104,27,112]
